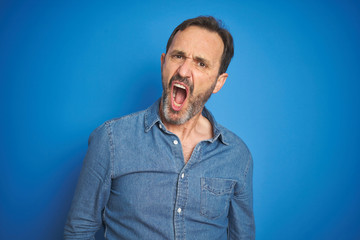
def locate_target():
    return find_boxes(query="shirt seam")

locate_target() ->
[105,120,115,182]
[234,154,252,196]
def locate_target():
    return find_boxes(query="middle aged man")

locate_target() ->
[65,16,255,239]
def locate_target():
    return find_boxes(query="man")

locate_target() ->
[64,16,255,239]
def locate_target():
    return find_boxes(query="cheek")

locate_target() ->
[164,59,183,74]
[162,63,173,79]
[161,64,170,80]
[194,75,217,92]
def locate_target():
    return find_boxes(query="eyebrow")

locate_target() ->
[194,56,210,66]
[170,49,211,66]
[169,50,186,56]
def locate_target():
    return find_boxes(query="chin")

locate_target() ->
[161,95,192,125]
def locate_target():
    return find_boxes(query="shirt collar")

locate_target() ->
[144,98,228,145]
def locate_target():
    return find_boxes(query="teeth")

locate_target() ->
[174,83,186,89]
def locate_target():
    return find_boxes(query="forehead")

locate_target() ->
[169,26,224,64]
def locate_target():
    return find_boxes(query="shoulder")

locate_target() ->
[94,109,147,133]
[108,108,147,125]
[216,124,254,193]
[203,107,251,158]
[217,123,252,161]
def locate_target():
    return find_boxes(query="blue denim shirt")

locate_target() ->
[64,99,255,239]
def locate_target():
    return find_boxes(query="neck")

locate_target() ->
[165,112,202,140]
[159,102,212,142]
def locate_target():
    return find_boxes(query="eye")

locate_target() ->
[198,62,206,68]
[173,54,183,59]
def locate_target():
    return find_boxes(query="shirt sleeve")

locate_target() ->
[64,122,113,239]
[228,155,255,239]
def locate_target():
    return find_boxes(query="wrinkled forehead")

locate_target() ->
[169,26,224,66]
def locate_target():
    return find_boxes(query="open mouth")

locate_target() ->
[171,82,188,111]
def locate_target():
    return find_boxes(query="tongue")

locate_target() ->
[175,87,186,104]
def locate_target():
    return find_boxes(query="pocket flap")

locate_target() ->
[201,178,236,196]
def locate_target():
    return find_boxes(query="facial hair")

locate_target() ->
[161,74,217,125]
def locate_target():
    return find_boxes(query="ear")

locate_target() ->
[161,53,166,70]
[212,73,228,94]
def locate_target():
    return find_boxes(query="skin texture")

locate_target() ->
[160,26,228,162]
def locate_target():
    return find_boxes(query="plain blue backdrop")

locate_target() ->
[1,0,359,239]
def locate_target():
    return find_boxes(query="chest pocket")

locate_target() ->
[200,177,236,220]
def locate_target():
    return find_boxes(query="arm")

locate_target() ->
[228,156,255,239]
[64,122,113,239]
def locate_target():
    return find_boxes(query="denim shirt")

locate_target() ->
[64,99,255,240]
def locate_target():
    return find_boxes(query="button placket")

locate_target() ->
[174,168,188,240]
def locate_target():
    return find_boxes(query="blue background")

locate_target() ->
[1,0,359,239]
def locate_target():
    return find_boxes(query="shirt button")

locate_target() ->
[177,208,182,214]
[159,124,162,129]
[173,140,178,145]
[181,173,184,179]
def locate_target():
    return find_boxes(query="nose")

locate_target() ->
[177,58,192,79]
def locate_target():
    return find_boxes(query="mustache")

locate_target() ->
[169,74,194,94]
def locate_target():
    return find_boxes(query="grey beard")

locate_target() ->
[160,82,215,125]
[161,92,194,125]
